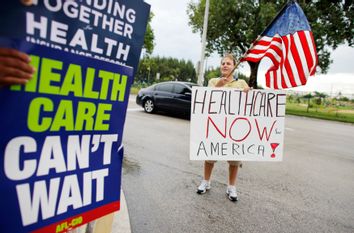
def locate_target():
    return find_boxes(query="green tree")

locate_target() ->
[303,93,313,112]
[187,0,354,88]
[314,91,328,105]
[135,56,197,84]
[143,12,155,55]
[204,67,221,85]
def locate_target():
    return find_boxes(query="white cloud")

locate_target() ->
[145,0,200,60]
[290,73,354,97]
[327,45,354,73]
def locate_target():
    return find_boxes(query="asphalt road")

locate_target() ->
[121,96,354,233]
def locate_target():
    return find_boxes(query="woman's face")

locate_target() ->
[220,57,235,77]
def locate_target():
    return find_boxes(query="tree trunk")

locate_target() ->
[248,61,260,89]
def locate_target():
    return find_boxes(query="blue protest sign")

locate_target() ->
[0,0,150,74]
[0,1,150,232]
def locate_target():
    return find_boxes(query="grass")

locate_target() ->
[130,87,140,95]
[286,103,354,124]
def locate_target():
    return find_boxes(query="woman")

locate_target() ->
[196,53,250,202]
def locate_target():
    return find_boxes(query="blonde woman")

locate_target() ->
[197,54,250,202]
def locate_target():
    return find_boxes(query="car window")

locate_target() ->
[155,83,173,92]
[173,84,188,94]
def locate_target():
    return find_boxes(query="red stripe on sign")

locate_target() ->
[32,201,120,233]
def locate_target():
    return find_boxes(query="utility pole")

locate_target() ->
[197,0,210,86]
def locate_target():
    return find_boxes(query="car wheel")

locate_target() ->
[144,99,155,113]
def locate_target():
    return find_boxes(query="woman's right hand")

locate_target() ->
[243,86,251,93]
[0,48,35,86]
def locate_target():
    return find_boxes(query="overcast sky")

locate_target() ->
[144,0,354,97]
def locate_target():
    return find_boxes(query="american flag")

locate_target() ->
[241,1,318,89]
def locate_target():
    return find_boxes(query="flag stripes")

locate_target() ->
[241,30,318,89]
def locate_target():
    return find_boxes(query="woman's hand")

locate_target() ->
[243,86,252,93]
[0,48,35,86]
[215,76,233,87]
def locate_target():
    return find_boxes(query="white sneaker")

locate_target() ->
[197,180,211,194]
[226,185,238,202]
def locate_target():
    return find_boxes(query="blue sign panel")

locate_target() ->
[0,1,150,232]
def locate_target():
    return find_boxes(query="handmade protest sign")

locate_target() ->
[0,1,150,233]
[190,87,286,162]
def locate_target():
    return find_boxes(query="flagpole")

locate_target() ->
[227,0,295,78]
[197,0,210,86]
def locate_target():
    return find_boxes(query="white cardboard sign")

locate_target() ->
[190,87,286,162]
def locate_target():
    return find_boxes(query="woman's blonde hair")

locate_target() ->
[221,53,237,66]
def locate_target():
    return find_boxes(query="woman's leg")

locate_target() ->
[228,164,239,186]
[204,161,214,180]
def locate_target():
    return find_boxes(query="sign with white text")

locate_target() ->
[0,1,150,233]
[190,87,286,162]
[0,0,150,75]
